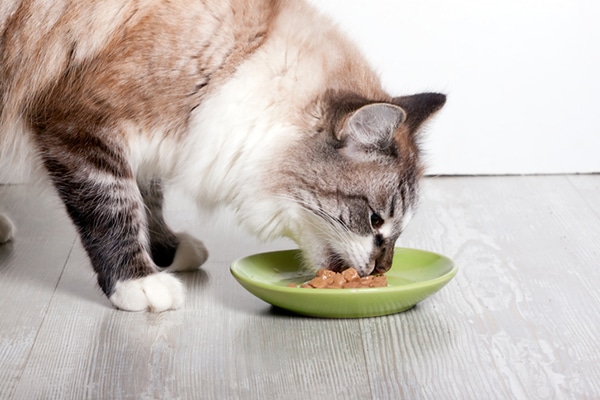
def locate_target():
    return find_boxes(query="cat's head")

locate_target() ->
[276,91,446,276]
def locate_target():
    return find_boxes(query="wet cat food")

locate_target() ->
[287,268,387,289]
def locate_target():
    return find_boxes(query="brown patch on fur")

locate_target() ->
[1,1,152,131]
[3,0,281,141]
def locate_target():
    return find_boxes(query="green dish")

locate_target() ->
[230,248,458,318]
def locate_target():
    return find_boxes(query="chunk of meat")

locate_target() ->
[287,268,388,289]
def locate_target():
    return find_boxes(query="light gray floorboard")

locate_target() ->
[1,176,599,399]
[568,174,600,217]
[0,185,77,399]
[360,176,600,399]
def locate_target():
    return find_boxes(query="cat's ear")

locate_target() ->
[392,92,446,134]
[335,103,406,155]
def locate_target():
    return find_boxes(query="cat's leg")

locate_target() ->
[139,180,179,267]
[40,147,183,312]
[139,180,208,272]
[0,213,15,243]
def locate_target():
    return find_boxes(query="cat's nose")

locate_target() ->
[372,245,394,274]
[373,262,391,275]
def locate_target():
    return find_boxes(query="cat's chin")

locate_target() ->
[292,225,376,278]
[323,248,351,274]
[327,256,377,277]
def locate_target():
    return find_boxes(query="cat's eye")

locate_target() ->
[370,213,384,229]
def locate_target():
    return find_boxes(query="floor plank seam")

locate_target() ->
[9,236,78,398]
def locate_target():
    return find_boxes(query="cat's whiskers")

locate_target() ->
[273,193,352,238]
[273,194,356,252]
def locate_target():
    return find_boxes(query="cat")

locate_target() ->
[0,0,445,312]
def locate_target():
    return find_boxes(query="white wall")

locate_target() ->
[309,0,600,175]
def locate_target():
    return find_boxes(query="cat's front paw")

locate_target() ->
[0,214,14,244]
[166,232,208,272]
[109,272,184,312]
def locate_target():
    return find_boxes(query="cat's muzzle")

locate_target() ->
[372,245,395,275]
[326,246,393,277]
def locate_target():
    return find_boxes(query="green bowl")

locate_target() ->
[230,248,458,318]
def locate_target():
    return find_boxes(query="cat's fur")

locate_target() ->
[0,0,445,311]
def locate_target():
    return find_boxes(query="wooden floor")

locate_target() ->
[0,175,599,400]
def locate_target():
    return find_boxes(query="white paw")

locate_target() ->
[0,214,14,244]
[109,272,184,312]
[166,232,208,272]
